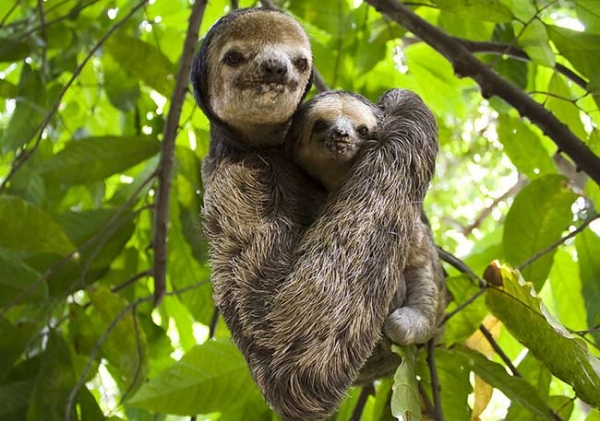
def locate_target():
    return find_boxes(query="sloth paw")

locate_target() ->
[384,307,436,346]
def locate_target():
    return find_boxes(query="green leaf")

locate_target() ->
[0,65,45,153]
[88,286,149,393]
[0,319,36,381]
[505,352,551,420]
[40,135,159,185]
[0,380,33,417]
[0,196,75,257]
[576,229,600,336]
[434,0,513,22]
[576,0,600,34]
[548,395,574,420]
[549,249,588,331]
[0,79,18,98]
[546,73,587,143]
[444,275,488,344]
[515,20,555,67]
[0,252,47,306]
[390,345,421,421]
[457,347,554,420]
[485,263,600,407]
[104,34,176,97]
[0,40,30,62]
[127,340,265,416]
[497,115,555,179]
[503,175,576,288]
[547,26,600,80]
[26,332,77,421]
[102,55,141,112]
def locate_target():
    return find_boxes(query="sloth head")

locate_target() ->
[191,9,313,143]
[287,91,382,191]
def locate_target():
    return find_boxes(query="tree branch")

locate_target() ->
[427,339,444,421]
[152,0,207,306]
[363,0,600,187]
[457,39,588,90]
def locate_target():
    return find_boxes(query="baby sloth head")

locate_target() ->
[191,9,313,137]
[287,91,382,191]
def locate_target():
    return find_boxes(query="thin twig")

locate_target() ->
[418,381,435,418]
[112,270,152,293]
[479,324,520,377]
[442,288,486,324]
[260,0,276,8]
[0,0,148,194]
[313,70,330,92]
[230,0,239,9]
[0,0,20,27]
[350,384,374,421]
[518,213,600,270]
[208,306,219,339]
[462,177,526,237]
[152,0,207,306]
[363,0,600,187]
[427,339,444,421]
[436,246,485,287]
[36,0,47,78]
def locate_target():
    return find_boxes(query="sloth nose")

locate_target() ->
[260,58,288,82]
[330,127,349,140]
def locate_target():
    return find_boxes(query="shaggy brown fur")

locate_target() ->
[287,90,446,347]
[191,9,439,420]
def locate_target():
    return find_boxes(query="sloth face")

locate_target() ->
[291,92,380,191]
[206,11,312,130]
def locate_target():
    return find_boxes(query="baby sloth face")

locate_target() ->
[288,92,381,191]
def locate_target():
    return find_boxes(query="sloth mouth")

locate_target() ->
[324,139,358,154]
[236,79,299,95]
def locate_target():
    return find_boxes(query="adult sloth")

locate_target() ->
[190,8,438,420]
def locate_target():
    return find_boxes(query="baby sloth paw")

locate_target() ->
[384,307,436,346]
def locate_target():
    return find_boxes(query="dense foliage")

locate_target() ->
[0,0,599,420]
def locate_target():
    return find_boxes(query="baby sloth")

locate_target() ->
[287,90,445,346]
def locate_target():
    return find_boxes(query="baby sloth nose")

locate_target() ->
[260,58,288,82]
[330,127,349,140]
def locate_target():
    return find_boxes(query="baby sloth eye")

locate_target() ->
[313,119,328,132]
[357,125,369,137]
[223,50,245,67]
[294,58,309,72]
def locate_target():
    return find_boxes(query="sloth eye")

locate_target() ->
[223,50,245,67]
[313,119,328,132]
[357,125,369,136]
[294,58,309,72]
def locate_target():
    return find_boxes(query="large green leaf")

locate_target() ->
[88,287,149,393]
[576,0,600,35]
[503,175,577,288]
[434,0,513,22]
[444,274,488,344]
[549,249,588,331]
[504,352,551,420]
[0,319,36,381]
[485,263,600,407]
[547,26,600,80]
[514,20,555,68]
[26,333,77,421]
[458,347,554,420]
[0,252,46,306]
[0,196,75,257]
[40,135,159,185]
[546,73,587,143]
[497,115,555,179]
[127,340,266,416]
[104,34,176,97]
[0,380,33,417]
[576,229,600,336]
[0,65,45,153]
[390,345,421,420]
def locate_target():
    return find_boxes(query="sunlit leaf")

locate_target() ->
[0,196,75,257]
[576,229,600,337]
[547,26,600,80]
[127,340,265,416]
[434,0,512,22]
[503,175,577,288]
[485,262,600,407]
[390,345,420,421]
[40,135,159,185]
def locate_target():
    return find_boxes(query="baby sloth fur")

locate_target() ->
[287,90,446,348]
[191,8,440,420]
